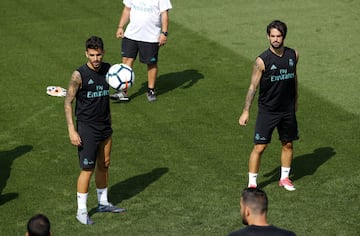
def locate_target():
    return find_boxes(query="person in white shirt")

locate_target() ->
[112,0,172,102]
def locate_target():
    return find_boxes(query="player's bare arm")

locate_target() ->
[64,71,82,146]
[159,10,169,46]
[239,57,264,126]
[116,6,131,39]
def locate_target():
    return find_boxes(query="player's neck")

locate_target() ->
[248,216,269,227]
[270,46,284,57]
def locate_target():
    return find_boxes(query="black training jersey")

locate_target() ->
[75,63,111,124]
[228,225,296,236]
[258,47,297,112]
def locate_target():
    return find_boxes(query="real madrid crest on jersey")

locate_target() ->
[289,58,294,67]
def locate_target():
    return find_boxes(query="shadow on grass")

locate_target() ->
[258,147,336,188]
[0,145,33,206]
[88,167,169,216]
[128,69,204,100]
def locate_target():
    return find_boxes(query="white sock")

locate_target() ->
[280,167,291,180]
[248,172,258,187]
[97,188,109,206]
[77,192,88,213]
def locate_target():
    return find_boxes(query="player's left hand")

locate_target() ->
[159,35,167,46]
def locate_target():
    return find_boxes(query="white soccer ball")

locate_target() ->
[106,63,135,91]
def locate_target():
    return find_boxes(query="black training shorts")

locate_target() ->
[254,111,299,144]
[77,121,112,169]
[121,37,159,64]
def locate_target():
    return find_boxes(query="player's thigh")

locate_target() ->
[138,42,159,64]
[77,123,97,169]
[254,112,281,144]
[122,37,138,59]
[97,136,112,165]
[278,112,299,142]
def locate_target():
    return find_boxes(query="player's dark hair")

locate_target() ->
[27,214,51,236]
[267,20,287,39]
[85,36,104,50]
[241,187,268,215]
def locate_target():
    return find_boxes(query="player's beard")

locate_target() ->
[241,211,249,225]
[91,60,101,70]
[92,60,100,68]
[271,41,283,49]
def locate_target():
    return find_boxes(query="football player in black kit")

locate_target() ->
[64,36,126,225]
[239,20,299,191]
[228,188,297,236]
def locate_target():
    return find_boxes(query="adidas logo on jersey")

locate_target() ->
[88,79,94,85]
[270,64,277,70]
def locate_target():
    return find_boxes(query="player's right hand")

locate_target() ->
[116,27,125,39]
[239,111,249,126]
[69,130,82,146]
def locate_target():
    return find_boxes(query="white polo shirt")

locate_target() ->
[123,0,172,43]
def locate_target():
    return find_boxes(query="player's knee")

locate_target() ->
[102,159,110,169]
[253,144,267,154]
[96,161,110,172]
[282,141,293,150]
[104,160,110,168]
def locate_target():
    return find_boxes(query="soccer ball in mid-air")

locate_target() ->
[106,63,135,91]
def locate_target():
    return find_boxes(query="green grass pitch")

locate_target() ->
[0,0,359,235]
